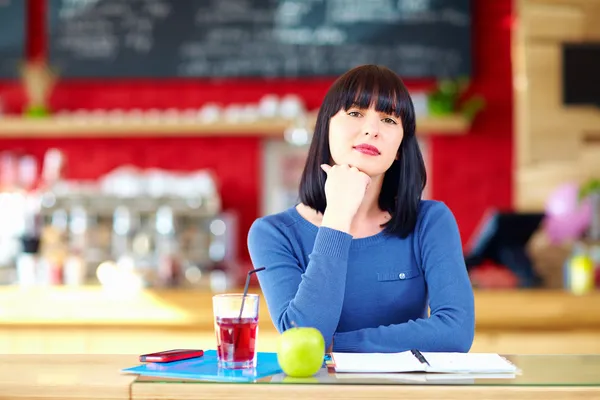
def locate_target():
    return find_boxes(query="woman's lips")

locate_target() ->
[353,144,380,156]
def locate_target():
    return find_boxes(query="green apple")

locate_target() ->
[282,376,319,384]
[277,327,325,378]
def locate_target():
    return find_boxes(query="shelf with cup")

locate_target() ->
[0,115,298,138]
[0,113,470,138]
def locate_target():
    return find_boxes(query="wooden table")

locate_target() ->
[0,354,138,400]
[2,354,599,400]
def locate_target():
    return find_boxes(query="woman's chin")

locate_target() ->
[332,156,389,177]
[353,163,387,177]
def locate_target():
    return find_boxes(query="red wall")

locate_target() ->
[0,0,513,260]
[431,0,514,242]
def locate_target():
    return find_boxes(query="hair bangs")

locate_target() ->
[333,66,411,121]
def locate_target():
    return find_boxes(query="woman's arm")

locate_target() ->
[332,203,475,353]
[247,219,353,350]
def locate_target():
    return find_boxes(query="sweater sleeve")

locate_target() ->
[247,218,352,349]
[332,203,475,353]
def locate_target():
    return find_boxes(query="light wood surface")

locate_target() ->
[472,290,600,330]
[0,114,469,138]
[0,287,599,355]
[0,354,138,400]
[0,116,296,138]
[1,287,599,330]
[2,327,598,356]
[131,383,599,400]
[2,354,599,400]
[0,286,273,330]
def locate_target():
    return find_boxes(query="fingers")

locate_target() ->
[321,164,371,185]
[363,173,372,186]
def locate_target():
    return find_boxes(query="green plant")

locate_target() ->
[579,178,600,200]
[427,78,485,121]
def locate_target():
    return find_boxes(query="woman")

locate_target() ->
[248,65,474,353]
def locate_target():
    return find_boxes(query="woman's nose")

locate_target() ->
[362,116,380,137]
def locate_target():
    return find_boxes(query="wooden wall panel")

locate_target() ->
[523,4,584,40]
[514,0,600,211]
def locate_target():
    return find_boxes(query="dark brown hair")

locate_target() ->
[298,64,427,238]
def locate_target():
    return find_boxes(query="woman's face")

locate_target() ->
[328,104,404,178]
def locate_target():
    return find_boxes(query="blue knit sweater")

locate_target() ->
[247,200,474,353]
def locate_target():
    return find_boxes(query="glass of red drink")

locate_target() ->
[212,293,259,369]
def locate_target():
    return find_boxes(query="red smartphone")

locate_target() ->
[139,349,204,363]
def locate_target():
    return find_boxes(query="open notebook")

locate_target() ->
[332,351,519,374]
[334,372,517,383]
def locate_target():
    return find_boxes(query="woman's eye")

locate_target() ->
[383,117,397,125]
[348,111,362,117]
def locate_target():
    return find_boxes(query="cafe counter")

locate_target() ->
[0,286,599,354]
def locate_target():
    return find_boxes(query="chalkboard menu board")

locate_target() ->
[0,0,25,79]
[48,0,471,79]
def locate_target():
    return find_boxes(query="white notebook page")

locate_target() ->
[332,351,425,373]
[333,351,518,374]
[335,372,517,382]
[422,352,517,373]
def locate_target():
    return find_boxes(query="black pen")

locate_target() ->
[411,349,431,366]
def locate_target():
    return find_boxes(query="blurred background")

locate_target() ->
[0,0,598,355]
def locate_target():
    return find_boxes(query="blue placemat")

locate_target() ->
[122,350,282,383]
